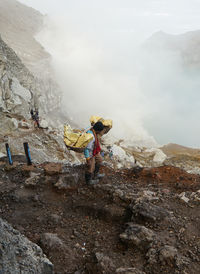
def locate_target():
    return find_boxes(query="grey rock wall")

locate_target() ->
[0,34,35,117]
[0,0,62,117]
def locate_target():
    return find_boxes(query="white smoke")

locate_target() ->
[29,0,200,148]
[36,16,157,146]
[138,33,200,148]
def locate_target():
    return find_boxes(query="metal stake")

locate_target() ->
[5,143,13,165]
[23,142,32,165]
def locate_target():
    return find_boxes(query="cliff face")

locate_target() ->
[0,0,62,115]
[0,0,46,71]
[0,34,35,116]
[0,1,82,165]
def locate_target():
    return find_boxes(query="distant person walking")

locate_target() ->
[84,121,105,185]
[30,108,40,128]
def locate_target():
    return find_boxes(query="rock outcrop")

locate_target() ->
[0,33,75,164]
[0,0,62,117]
[0,218,53,273]
[0,34,35,116]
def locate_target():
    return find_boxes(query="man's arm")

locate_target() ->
[84,138,95,159]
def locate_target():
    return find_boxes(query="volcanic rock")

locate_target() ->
[120,223,155,250]
[0,218,53,273]
[131,201,169,223]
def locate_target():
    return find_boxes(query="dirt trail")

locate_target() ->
[0,157,200,273]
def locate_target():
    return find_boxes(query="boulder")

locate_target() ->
[54,174,79,190]
[159,245,178,266]
[120,223,155,250]
[0,115,18,136]
[111,144,135,168]
[0,152,6,158]
[0,218,53,273]
[153,149,167,163]
[146,245,190,269]
[144,148,167,164]
[48,214,62,225]
[40,233,77,273]
[135,190,159,203]
[40,233,65,251]
[18,121,30,129]
[11,77,31,102]
[40,119,48,129]
[24,172,41,187]
[131,202,169,223]
[178,192,190,203]
[95,252,115,274]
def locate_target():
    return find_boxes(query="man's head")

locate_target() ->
[93,121,104,133]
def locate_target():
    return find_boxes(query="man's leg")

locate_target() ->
[85,157,99,184]
[93,153,105,179]
[36,119,40,128]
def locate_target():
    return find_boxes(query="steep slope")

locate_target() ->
[0,0,45,69]
[0,34,76,164]
[161,143,200,157]
[0,0,62,115]
[0,34,36,115]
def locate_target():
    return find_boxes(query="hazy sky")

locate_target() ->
[19,0,200,37]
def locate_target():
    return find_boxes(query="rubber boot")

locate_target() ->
[93,165,105,179]
[85,172,99,185]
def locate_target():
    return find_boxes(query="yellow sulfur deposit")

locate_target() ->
[64,116,112,151]
[64,125,93,149]
[90,116,113,129]
[102,119,113,128]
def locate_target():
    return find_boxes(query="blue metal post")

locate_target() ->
[5,143,13,165]
[23,142,32,165]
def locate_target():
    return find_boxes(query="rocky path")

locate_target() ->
[0,157,199,273]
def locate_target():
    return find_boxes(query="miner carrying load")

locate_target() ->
[64,116,112,185]
[84,121,105,185]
